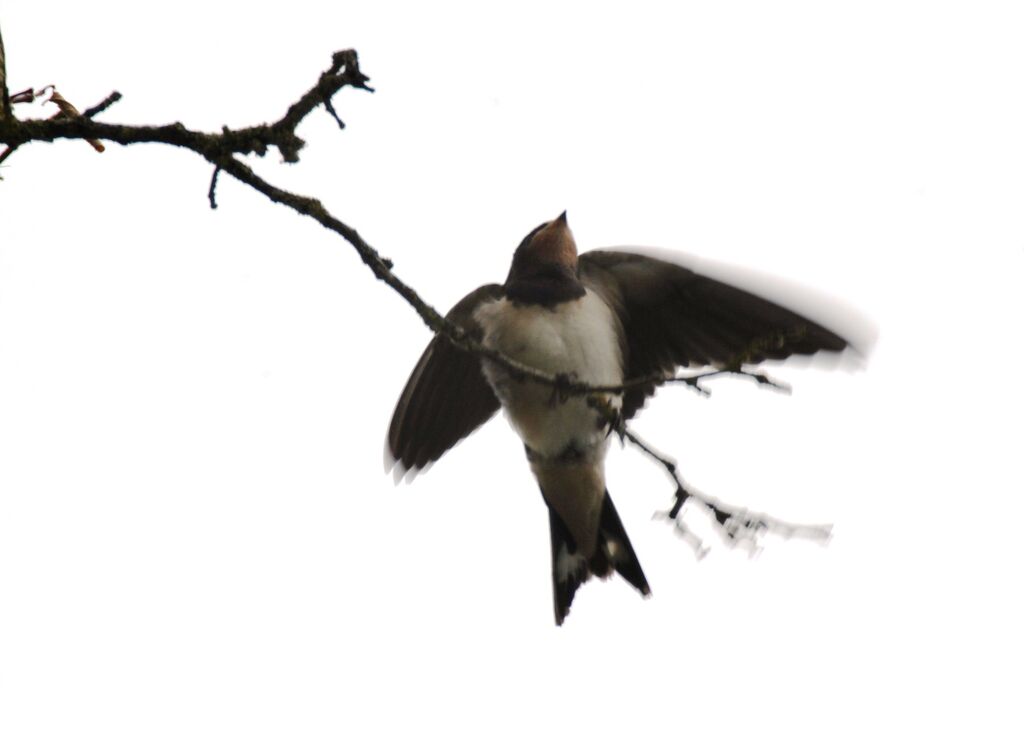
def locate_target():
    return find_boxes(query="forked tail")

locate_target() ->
[549,491,651,625]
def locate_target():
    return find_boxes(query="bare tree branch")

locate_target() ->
[0,49,791,402]
[0,50,370,159]
[0,45,831,555]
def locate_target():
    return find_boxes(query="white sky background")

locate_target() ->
[1,1,1022,727]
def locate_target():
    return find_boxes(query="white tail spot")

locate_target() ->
[555,544,588,583]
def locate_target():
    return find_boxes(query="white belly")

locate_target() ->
[474,290,623,459]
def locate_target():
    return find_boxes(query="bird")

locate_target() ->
[386,212,858,625]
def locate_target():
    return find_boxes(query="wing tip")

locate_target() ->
[383,438,432,484]
[383,437,397,472]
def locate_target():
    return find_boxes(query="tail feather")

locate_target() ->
[549,510,586,626]
[596,493,651,597]
[548,491,650,625]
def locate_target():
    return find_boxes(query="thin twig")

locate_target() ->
[0,142,16,167]
[82,91,122,119]
[584,367,792,398]
[624,424,831,553]
[9,88,37,105]
[47,90,105,152]
[583,394,829,555]
[208,166,221,209]
[322,96,345,130]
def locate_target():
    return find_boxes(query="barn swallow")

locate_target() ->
[387,212,857,625]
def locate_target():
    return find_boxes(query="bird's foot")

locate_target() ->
[603,402,626,443]
[582,394,625,442]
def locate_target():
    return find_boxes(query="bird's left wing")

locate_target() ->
[579,250,862,420]
[387,284,505,473]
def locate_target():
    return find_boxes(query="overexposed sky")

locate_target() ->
[1,2,1022,727]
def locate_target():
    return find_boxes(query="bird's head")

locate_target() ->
[505,211,586,305]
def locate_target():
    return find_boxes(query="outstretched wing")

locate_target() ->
[579,250,854,420]
[387,284,505,473]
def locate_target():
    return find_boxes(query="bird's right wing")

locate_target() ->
[387,284,504,474]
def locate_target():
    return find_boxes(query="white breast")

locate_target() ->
[474,290,623,459]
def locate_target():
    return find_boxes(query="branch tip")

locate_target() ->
[323,97,345,129]
[208,166,221,209]
[82,91,122,118]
